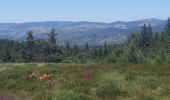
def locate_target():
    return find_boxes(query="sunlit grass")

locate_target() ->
[0,63,170,100]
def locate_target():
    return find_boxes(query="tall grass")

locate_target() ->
[0,63,169,100]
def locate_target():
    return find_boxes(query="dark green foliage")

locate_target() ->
[0,18,170,64]
[2,49,12,62]
[140,24,153,50]
[85,43,89,51]
[66,42,71,51]
[164,18,170,35]
[96,81,127,99]
[48,28,57,45]
[104,41,108,55]
[25,31,35,62]
[128,46,138,63]
[73,43,79,55]
[107,18,170,64]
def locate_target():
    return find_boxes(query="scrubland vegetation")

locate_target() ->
[0,63,170,100]
[0,18,170,99]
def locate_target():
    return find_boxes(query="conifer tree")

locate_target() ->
[165,18,170,35]
[148,24,154,42]
[66,42,71,51]
[85,43,89,51]
[48,28,58,55]
[128,46,137,63]
[2,48,12,62]
[98,48,103,57]
[140,24,153,50]
[73,43,79,55]
[25,31,35,62]
[104,41,108,55]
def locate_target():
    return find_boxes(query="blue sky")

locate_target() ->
[0,0,170,23]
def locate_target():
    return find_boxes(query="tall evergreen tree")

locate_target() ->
[48,28,57,45]
[148,24,154,42]
[85,43,89,51]
[140,24,153,50]
[73,43,79,55]
[104,41,108,55]
[25,31,35,62]
[128,46,137,63]
[2,48,12,62]
[66,42,71,51]
[47,28,58,55]
[98,48,103,57]
[154,33,159,41]
[163,18,170,54]
[165,18,170,35]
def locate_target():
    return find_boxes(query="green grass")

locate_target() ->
[0,63,170,100]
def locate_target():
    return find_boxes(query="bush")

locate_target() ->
[6,80,17,89]
[96,81,128,99]
[52,90,86,100]
[44,54,64,63]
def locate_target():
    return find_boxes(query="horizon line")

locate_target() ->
[0,18,168,24]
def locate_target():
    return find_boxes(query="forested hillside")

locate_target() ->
[0,18,170,64]
[0,18,166,45]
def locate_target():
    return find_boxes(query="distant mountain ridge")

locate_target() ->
[0,18,166,45]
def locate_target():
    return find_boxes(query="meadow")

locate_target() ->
[0,63,170,100]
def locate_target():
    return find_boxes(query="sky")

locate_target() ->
[0,0,170,23]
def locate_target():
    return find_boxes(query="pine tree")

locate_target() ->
[104,41,108,55]
[128,46,137,63]
[91,48,98,59]
[25,31,35,62]
[73,43,79,55]
[48,28,58,55]
[165,18,170,35]
[2,49,12,62]
[48,28,57,45]
[148,24,154,42]
[164,18,170,54]
[140,24,153,50]
[66,42,71,51]
[98,48,103,57]
[85,43,89,51]
[154,33,159,41]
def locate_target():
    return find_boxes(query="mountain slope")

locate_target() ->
[0,18,166,45]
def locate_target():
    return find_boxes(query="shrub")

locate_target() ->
[6,80,17,89]
[96,81,127,99]
[44,54,64,63]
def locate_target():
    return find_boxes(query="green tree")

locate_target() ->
[48,28,57,45]
[73,43,79,55]
[98,48,103,57]
[148,24,154,42]
[2,49,12,62]
[85,43,89,51]
[66,42,71,51]
[47,28,58,55]
[140,24,153,50]
[165,18,170,35]
[104,41,108,55]
[24,31,35,62]
[128,46,137,63]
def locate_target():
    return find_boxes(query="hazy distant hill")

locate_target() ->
[0,18,166,45]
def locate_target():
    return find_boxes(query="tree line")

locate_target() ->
[0,18,170,64]
[105,18,170,64]
[0,28,110,63]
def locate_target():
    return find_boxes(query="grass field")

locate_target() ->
[0,63,170,100]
